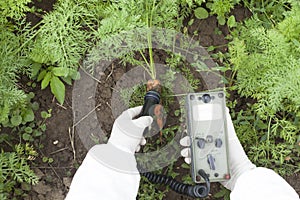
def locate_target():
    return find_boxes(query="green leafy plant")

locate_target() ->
[28,0,92,69]
[90,0,185,80]
[192,0,239,26]
[35,66,80,104]
[214,185,231,200]
[0,0,33,24]
[208,0,238,25]
[120,84,146,108]
[242,0,293,27]
[194,7,209,19]
[0,26,31,125]
[1,92,37,128]
[26,0,98,104]
[20,109,52,142]
[138,176,167,200]
[228,3,300,174]
[0,145,39,200]
[0,3,43,195]
[42,156,54,164]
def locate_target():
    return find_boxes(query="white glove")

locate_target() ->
[180,108,256,191]
[66,106,153,200]
[108,106,153,153]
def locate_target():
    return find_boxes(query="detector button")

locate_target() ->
[215,138,223,148]
[197,138,206,149]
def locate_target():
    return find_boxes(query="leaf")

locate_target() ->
[27,92,35,99]
[207,46,215,52]
[33,130,43,137]
[50,76,65,105]
[217,15,226,25]
[41,72,52,89]
[194,7,209,19]
[188,19,194,26]
[61,76,72,85]
[40,124,47,131]
[260,133,268,142]
[23,109,35,122]
[41,111,50,119]
[24,127,33,133]
[221,76,229,84]
[22,133,32,141]
[42,157,48,163]
[70,71,80,80]
[181,163,190,169]
[174,110,181,117]
[31,62,42,78]
[11,115,22,126]
[52,67,69,77]
[31,102,39,111]
[37,70,47,82]
[227,15,237,28]
[48,158,54,163]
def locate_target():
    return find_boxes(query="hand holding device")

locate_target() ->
[185,91,231,184]
[181,103,256,190]
[108,106,153,154]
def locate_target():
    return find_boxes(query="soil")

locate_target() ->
[4,1,299,200]
[23,85,87,200]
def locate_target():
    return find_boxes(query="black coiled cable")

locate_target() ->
[141,169,210,198]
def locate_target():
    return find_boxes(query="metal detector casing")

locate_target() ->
[186,91,230,183]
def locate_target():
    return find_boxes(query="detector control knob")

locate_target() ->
[206,135,213,143]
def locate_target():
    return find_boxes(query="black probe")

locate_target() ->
[137,79,210,198]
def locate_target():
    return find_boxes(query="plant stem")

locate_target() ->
[147,32,155,79]
[267,116,272,160]
[146,0,156,79]
[139,50,152,76]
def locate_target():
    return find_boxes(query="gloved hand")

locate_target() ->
[108,106,153,154]
[180,108,256,191]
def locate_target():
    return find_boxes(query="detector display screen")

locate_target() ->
[192,104,222,121]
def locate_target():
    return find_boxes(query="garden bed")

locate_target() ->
[24,5,300,200]
[1,0,300,199]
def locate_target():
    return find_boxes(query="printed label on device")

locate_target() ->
[186,91,230,183]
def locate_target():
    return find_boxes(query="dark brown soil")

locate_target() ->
[26,0,57,26]
[5,2,299,200]
[24,85,87,200]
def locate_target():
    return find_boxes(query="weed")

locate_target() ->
[214,185,231,200]
[87,0,190,78]
[242,0,292,27]
[42,156,54,164]
[209,0,237,25]
[120,84,146,108]
[35,66,80,104]
[26,0,99,104]
[0,25,30,125]
[138,176,167,200]
[0,145,39,200]
[216,0,300,177]
[0,0,33,24]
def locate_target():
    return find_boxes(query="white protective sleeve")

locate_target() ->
[65,144,141,200]
[231,167,299,200]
